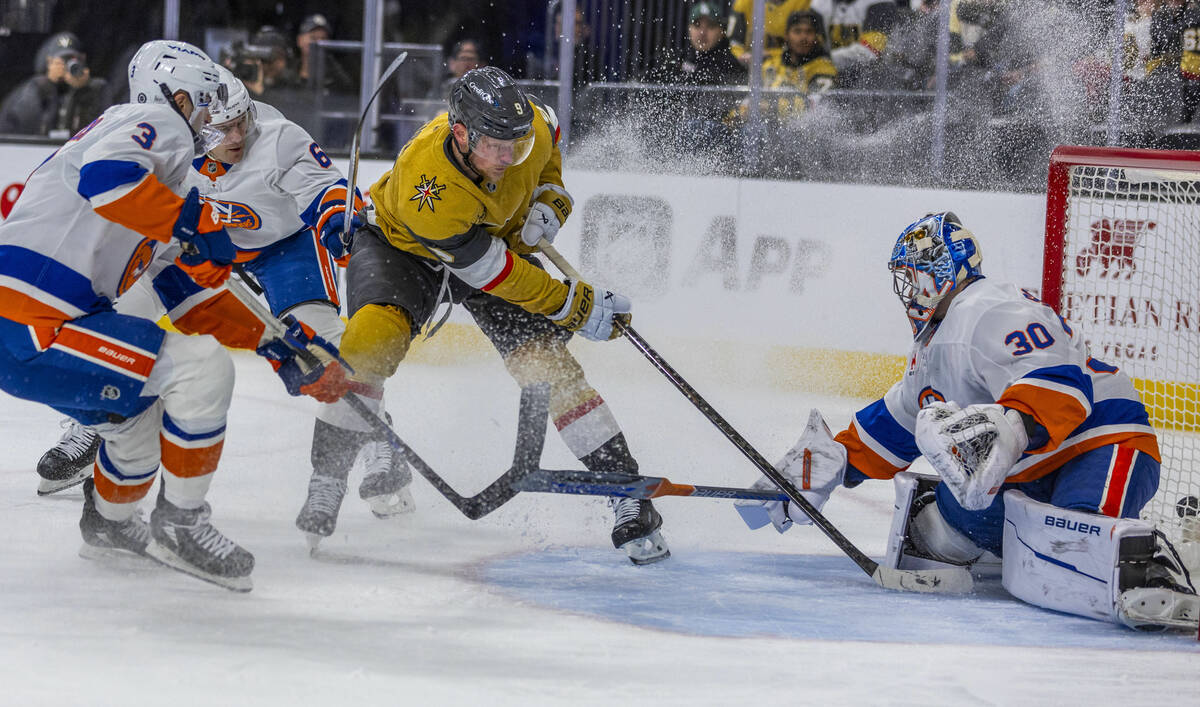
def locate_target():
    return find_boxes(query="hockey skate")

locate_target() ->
[147,490,254,592]
[611,497,670,565]
[295,473,348,552]
[78,477,152,563]
[357,437,415,519]
[37,419,100,495]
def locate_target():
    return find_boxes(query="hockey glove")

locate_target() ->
[915,402,1028,511]
[548,280,631,342]
[735,409,847,532]
[174,187,235,288]
[318,210,364,266]
[520,201,562,247]
[256,315,351,403]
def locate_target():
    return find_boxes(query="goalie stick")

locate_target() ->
[536,240,974,595]
[342,51,409,248]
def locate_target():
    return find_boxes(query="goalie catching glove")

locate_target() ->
[255,315,351,403]
[173,187,236,288]
[915,401,1029,511]
[548,279,631,341]
[736,409,847,532]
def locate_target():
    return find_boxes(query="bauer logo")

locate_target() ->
[1075,219,1155,279]
[1044,515,1101,536]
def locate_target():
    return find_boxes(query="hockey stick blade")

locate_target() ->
[872,565,974,594]
[514,468,790,502]
[344,51,409,244]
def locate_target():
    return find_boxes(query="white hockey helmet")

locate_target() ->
[208,65,257,138]
[127,40,226,151]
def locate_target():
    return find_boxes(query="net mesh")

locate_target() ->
[1059,163,1200,542]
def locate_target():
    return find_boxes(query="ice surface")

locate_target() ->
[1,344,1196,706]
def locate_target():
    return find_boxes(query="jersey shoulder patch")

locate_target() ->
[529,98,560,146]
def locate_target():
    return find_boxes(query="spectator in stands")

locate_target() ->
[761,11,836,117]
[877,0,965,90]
[440,39,486,97]
[532,6,603,86]
[1152,0,1200,122]
[810,0,898,86]
[728,0,812,66]
[253,26,300,91]
[295,13,356,91]
[647,1,747,86]
[0,31,108,137]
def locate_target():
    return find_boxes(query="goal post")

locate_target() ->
[1040,145,1200,548]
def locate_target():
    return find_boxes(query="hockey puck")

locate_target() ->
[1177,495,1199,518]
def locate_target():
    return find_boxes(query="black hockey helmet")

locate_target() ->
[448,66,534,147]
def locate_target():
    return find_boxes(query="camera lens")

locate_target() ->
[66,58,85,78]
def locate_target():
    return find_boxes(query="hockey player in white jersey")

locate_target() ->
[185,66,414,546]
[0,40,348,591]
[737,212,1197,631]
[34,66,411,546]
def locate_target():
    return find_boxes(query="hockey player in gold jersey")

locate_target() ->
[327,66,669,564]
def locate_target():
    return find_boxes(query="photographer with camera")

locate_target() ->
[0,32,109,138]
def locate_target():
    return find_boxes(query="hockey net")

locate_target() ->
[1042,145,1200,548]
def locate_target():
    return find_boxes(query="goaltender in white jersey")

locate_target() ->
[738,212,1198,631]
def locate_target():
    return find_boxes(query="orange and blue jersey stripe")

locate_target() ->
[836,398,919,482]
[0,245,110,327]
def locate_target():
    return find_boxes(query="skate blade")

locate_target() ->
[305,533,324,556]
[620,529,671,566]
[78,543,159,569]
[365,489,416,519]
[37,471,89,496]
[145,541,253,593]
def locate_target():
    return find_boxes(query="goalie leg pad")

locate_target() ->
[1002,489,1152,624]
[884,471,997,572]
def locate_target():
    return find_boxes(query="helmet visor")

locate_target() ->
[473,130,535,167]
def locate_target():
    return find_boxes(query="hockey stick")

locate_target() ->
[342,51,409,247]
[513,468,789,501]
[222,276,549,520]
[536,240,973,594]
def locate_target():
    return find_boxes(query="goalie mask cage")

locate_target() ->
[1042,145,1200,544]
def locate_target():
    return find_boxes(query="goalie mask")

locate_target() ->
[888,212,982,338]
[127,40,227,154]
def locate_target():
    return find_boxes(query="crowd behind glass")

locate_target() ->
[0,0,1195,191]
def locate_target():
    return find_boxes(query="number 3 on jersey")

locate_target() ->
[1005,322,1056,356]
[131,122,157,149]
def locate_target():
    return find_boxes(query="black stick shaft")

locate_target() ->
[616,321,881,576]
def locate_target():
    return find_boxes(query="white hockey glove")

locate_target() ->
[735,409,847,532]
[520,201,562,247]
[548,279,631,342]
[915,402,1029,511]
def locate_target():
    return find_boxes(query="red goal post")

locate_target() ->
[1041,145,1200,546]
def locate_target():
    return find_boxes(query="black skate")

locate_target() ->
[147,491,254,592]
[295,474,348,552]
[78,477,152,563]
[38,419,100,495]
[357,438,415,519]
[610,497,670,565]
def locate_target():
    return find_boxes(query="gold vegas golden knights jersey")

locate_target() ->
[369,102,573,317]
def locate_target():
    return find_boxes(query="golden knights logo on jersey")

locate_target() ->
[410,174,446,212]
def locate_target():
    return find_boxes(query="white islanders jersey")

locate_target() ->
[836,278,1159,483]
[0,103,199,327]
[186,102,350,253]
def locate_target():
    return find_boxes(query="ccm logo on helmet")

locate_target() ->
[1044,515,1101,536]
